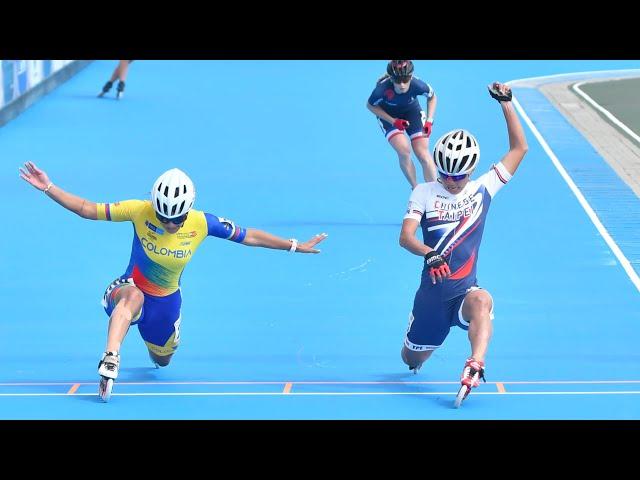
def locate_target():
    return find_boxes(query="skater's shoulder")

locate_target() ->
[411,182,437,196]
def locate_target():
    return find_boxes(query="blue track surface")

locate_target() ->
[2,60,640,419]
[514,86,640,272]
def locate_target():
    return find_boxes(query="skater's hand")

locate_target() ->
[19,161,52,191]
[393,118,410,130]
[488,82,512,103]
[294,233,329,254]
[423,120,433,137]
[425,251,450,284]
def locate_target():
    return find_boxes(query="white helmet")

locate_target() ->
[150,168,195,219]
[433,129,480,175]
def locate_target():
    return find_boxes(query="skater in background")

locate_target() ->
[98,60,133,100]
[366,60,438,189]
[398,82,527,407]
[19,162,328,402]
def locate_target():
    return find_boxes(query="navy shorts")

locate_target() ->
[404,286,494,352]
[102,277,182,357]
[377,105,427,142]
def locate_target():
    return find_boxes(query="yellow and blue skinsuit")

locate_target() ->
[97,200,246,356]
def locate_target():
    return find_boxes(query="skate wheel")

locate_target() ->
[99,377,114,403]
[454,385,468,409]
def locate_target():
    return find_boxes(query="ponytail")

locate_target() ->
[376,73,390,85]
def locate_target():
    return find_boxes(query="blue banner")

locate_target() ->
[0,60,76,108]
[2,60,13,105]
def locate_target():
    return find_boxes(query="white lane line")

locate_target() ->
[3,379,640,386]
[511,94,640,293]
[1,391,640,397]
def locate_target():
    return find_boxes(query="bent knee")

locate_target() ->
[156,358,171,367]
[151,352,173,367]
[464,291,493,313]
[116,286,144,307]
[128,288,145,305]
[401,346,433,366]
[415,151,431,164]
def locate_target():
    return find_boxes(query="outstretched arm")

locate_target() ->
[242,229,328,254]
[19,161,98,219]
[488,82,528,176]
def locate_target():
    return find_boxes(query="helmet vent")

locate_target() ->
[459,155,469,171]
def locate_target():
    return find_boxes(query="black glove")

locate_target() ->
[425,251,450,283]
[488,83,512,103]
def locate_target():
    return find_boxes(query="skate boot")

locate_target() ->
[454,357,486,408]
[98,351,120,402]
[98,81,113,98]
[116,81,125,100]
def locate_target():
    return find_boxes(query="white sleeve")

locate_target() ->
[477,162,512,198]
[424,83,434,99]
[403,184,428,221]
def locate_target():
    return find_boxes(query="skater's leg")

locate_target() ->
[99,280,144,402]
[115,61,131,99]
[401,346,434,373]
[461,289,493,364]
[98,80,113,97]
[454,288,493,407]
[149,349,173,367]
[99,60,131,98]
[138,292,182,369]
[105,285,144,354]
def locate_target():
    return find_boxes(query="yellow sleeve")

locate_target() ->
[96,199,147,222]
